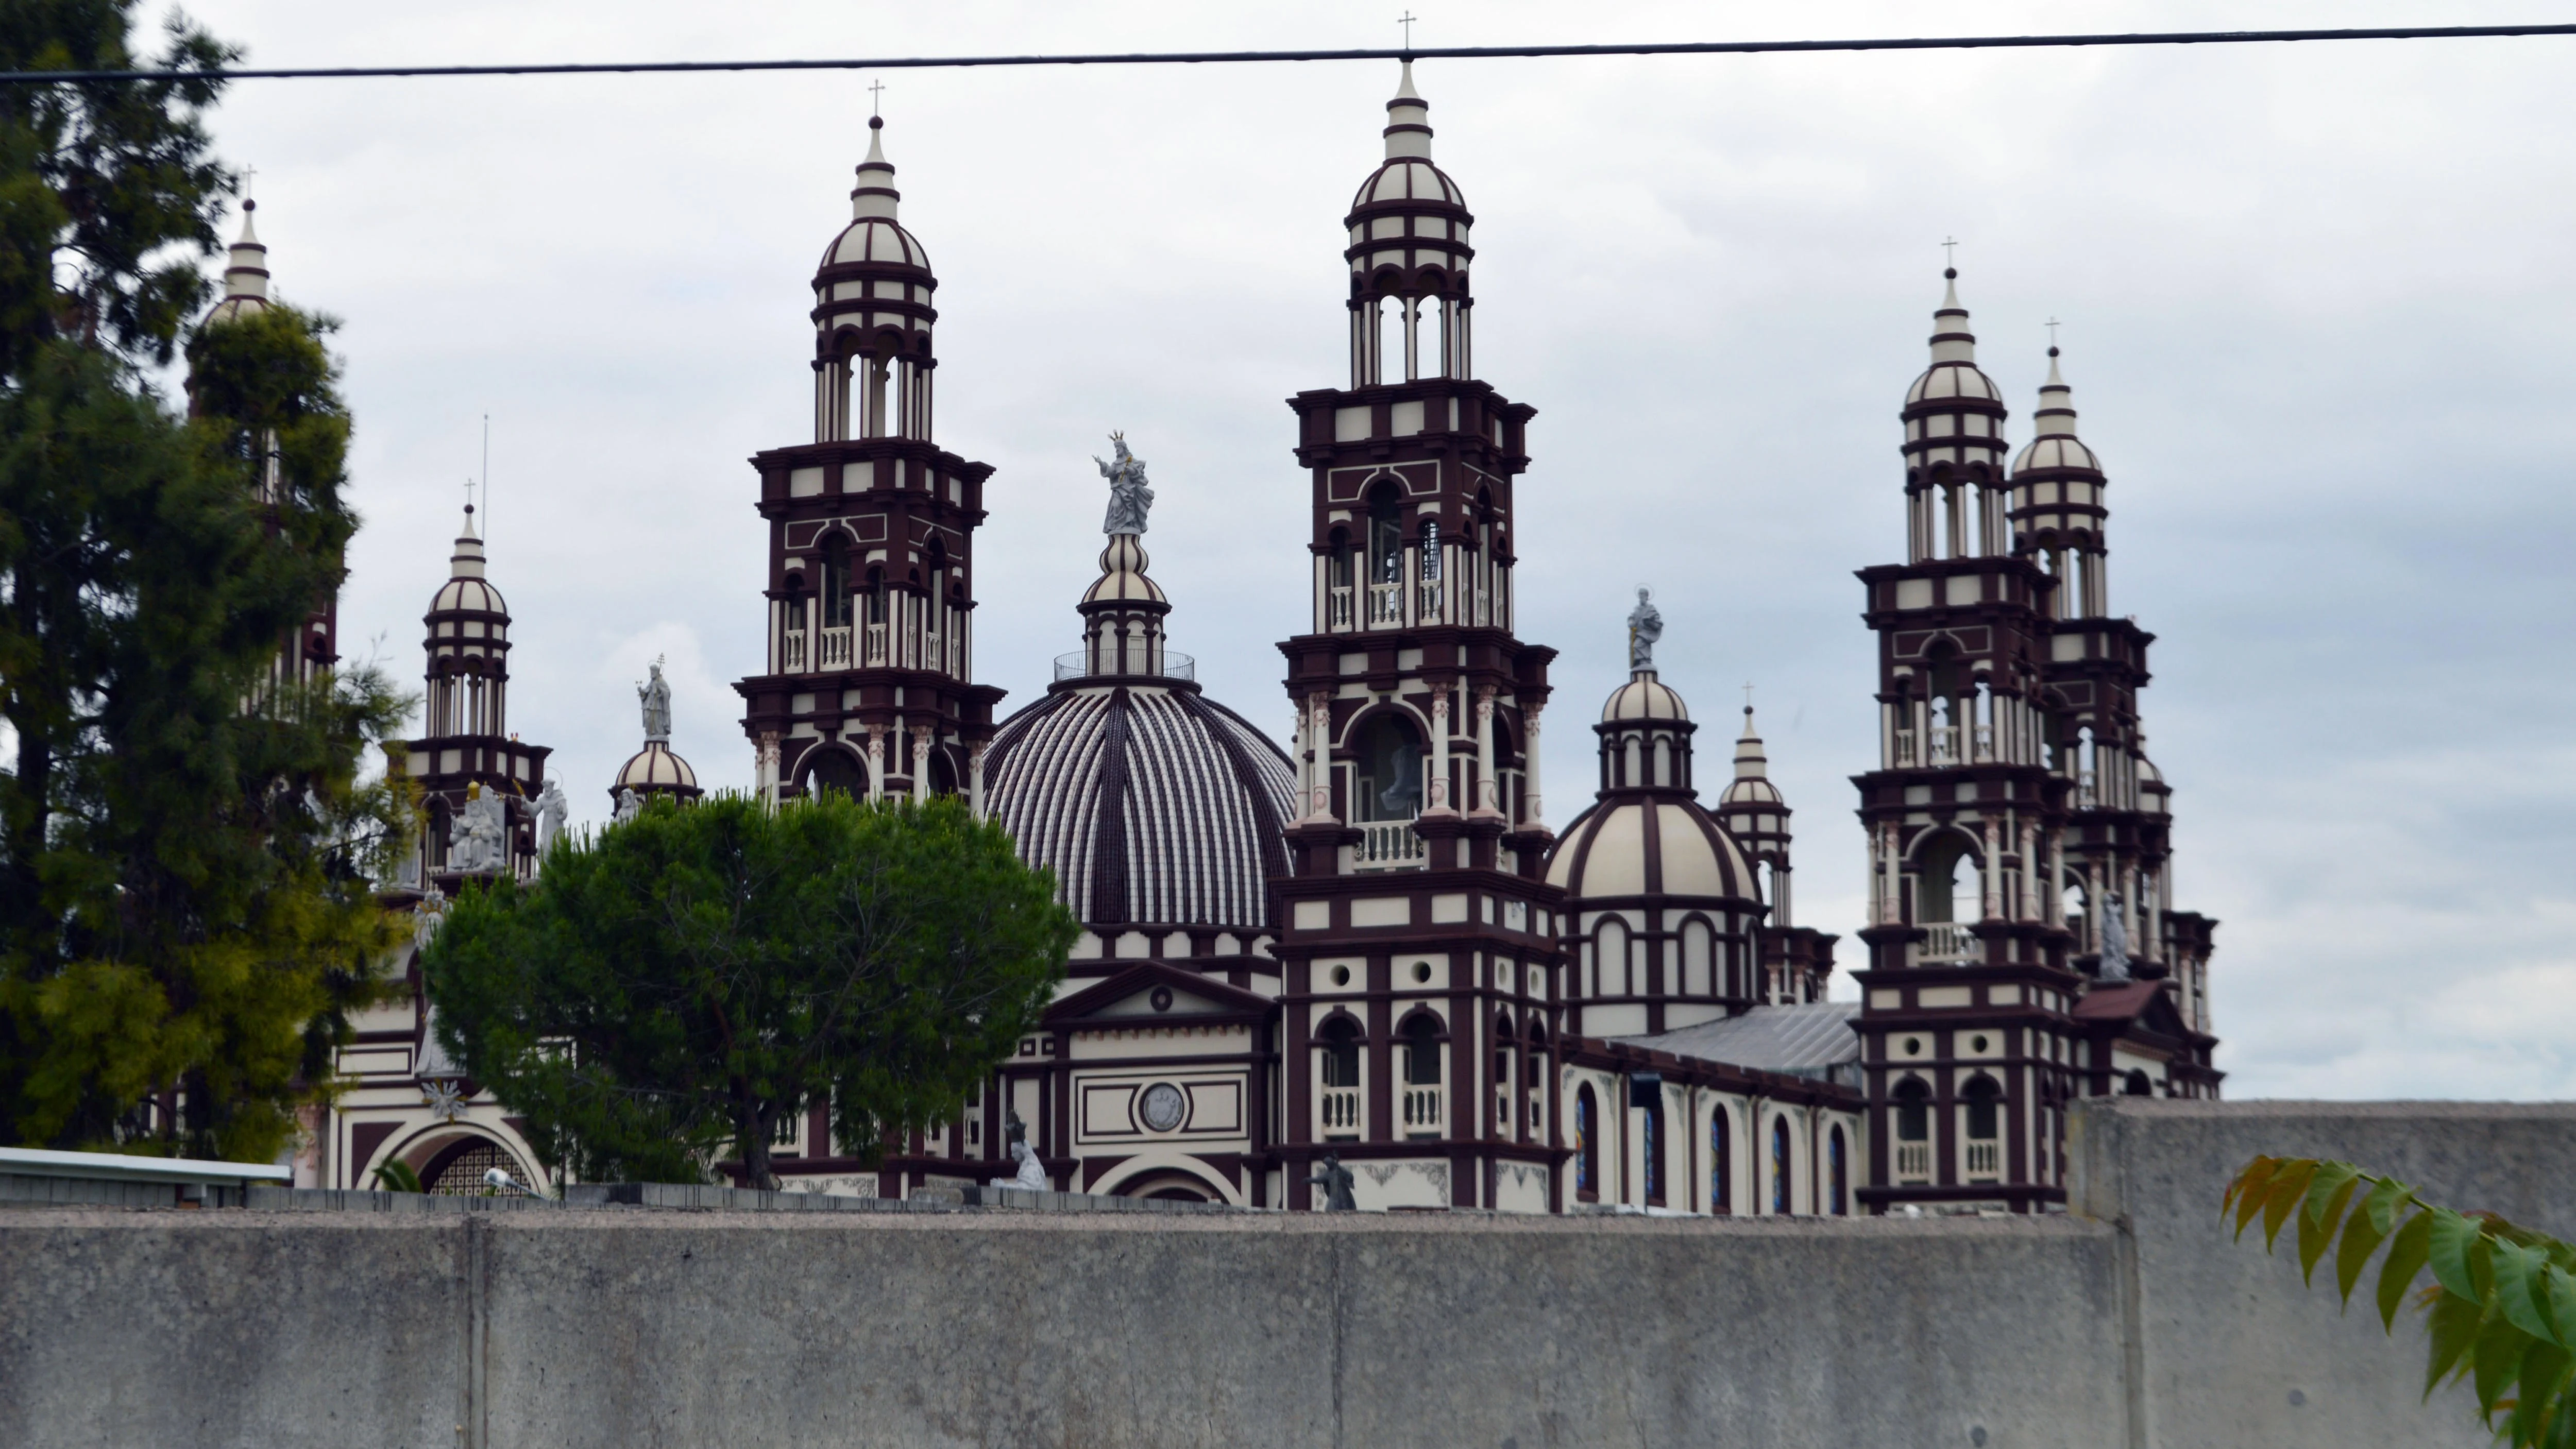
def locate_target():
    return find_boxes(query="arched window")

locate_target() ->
[1326,526,1356,630]
[1316,1018,1361,1088]
[1682,919,1714,997]
[1365,483,1405,623]
[1643,1096,1665,1204]
[1770,1116,1792,1214]
[1709,1109,1732,1214]
[800,746,867,801]
[864,565,888,626]
[1828,1126,1849,1216]
[1962,1075,2002,1141]
[1349,711,1424,822]
[1574,1084,1599,1200]
[1596,918,1630,997]
[1401,1015,1442,1086]
[820,542,852,628]
[2124,1068,2154,1097]
[1893,1077,1930,1143]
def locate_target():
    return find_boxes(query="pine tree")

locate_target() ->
[0,2,415,1161]
[423,794,1076,1191]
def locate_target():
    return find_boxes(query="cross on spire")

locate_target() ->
[242,164,258,200]
[1398,10,1417,50]
[1743,683,1756,714]
[867,79,885,116]
[462,475,476,518]
[1942,236,1958,267]
[2046,316,2062,348]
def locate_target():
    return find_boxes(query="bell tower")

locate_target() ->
[1851,269,2082,1215]
[735,115,1006,806]
[1272,64,1565,1214]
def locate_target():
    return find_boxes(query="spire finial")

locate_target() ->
[868,79,885,117]
[1398,11,1417,53]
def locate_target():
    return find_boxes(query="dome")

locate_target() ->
[822,216,929,271]
[1602,671,1687,723]
[2009,349,2104,475]
[1344,63,1475,285]
[428,514,508,618]
[1082,534,1166,607]
[1547,797,1758,904]
[1902,268,2005,406]
[1351,158,1467,213]
[985,687,1296,932]
[617,741,698,792]
[203,201,271,326]
[1718,705,1785,808]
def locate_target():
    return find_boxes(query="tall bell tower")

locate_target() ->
[1850,269,2082,1215]
[1272,64,1566,1213]
[736,116,1006,805]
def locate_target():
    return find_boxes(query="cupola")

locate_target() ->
[421,506,512,739]
[203,200,272,325]
[1901,267,2012,560]
[1345,62,1477,386]
[611,657,703,809]
[812,115,938,443]
[2008,346,2113,616]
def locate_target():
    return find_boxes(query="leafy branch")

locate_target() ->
[2225,1156,2576,1447]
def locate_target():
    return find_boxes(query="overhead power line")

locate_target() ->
[4,23,2574,84]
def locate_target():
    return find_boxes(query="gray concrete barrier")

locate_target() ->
[0,1099,2566,1448]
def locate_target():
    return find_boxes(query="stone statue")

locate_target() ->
[1094,432,1154,536]
[447,791,507,874]
[412,880,448,952]
[613,787,642,825]
[637,655,672,743]
[534,779,569,856]
[1307,1151,1357,1212]
[2097,891,2131,982]
[988,1113,1049,1192]
[1628,587,1664,671]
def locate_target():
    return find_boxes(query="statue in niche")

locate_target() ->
[1628,586,1663,671]
[637,655,672,743]
[613,787,642,826]
[534,779,569,857]
[1094,432,1154,536]
[989,1113,1049,1192]
[2097,891,2131,982]
[1307,1152,1357,1212]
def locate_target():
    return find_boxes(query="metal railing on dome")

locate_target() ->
[1052,650,1196,683]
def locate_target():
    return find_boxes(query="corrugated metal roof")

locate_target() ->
[1618,1002,1863,1080]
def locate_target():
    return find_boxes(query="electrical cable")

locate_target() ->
[4,24,2574,84]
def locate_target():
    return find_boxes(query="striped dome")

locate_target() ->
[1547,798,1758,906]
[985,685,1295,932]
[614,740,699,796]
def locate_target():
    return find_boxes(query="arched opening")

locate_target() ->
[1400,1014,1442,1086]
[1316,1018,1361,1088]
[1349,711,1424,823]
[1492,1016,1514,1134]
[1962,1074,2001,1140]
[1365,482,1405,626]
[2062,880,2091,950]
[799,745,868,801]
[1373,293,1399,385]
[1709,1109,1732,1215]
[1326,525,1356,630]
[1770,1116,1793,1214]
[419,1135,533,1196]
[2124,1068,2154,1097]
[1828,1126,1849,1216]
[1682,918,1714,997]
[1893,1077,1930,1143]
[1574,1083,1599,1201]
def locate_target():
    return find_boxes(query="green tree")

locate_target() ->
[2226,1156,2576,1447]
[422,793,1076,1191]
[0,2,415,1161]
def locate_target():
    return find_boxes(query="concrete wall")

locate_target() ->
[2,1099,2567,1448]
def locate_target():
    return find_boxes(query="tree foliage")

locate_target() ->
[0,2,414,1161]
[2226,1156,2576,1447]
[421,793,1077,1191]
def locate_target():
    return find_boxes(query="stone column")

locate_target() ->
[1427,685,1454,813]
[1305,693,1336,822]
[911,727,933,803]
[865,728,886,803]
[1981,819,2001,922]
[1471,686,1500,817]
[968,741,988,818]
[1521,701,1545,828]
[756,731,780,812]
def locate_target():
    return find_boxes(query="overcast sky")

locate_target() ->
[164,0,2576,1101]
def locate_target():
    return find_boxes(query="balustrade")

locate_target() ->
[1973,723,1995,761]
[1894,730,1919,766]
[1367,581,1404,627]
[1929,725,1961,765]
[1328,586,1354,630]
[1895,1141,1933,1182]
[1920,922,1978,964]
[864,622,889,666]
[1355,820,1427,871]
[1402,1086,1444,1137]
[1320,1087,1361,1138]
[820,625,853,669]
[783,630,808,672]
[1417,579,1444,622]
[1965,1140,2001,1178]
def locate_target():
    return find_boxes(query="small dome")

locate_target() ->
[1547,798,1757,904]
[1082,535,1167,606]
[428,514,508,618]
[1904,269,2004,406]
[1719,775,1783,807]
[203,201,272,326]
[986,687,1295,932]
[1352,158,1467,213]
[822,216,930,272]
[2010,350,2104,475]
[1601,671,1687,723]
[2011,434,2099,472]
[1718,705,1786,807]
[616,740,699,793]
[1906,364,2003,404]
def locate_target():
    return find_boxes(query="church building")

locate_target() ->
[295,62,2219,1213]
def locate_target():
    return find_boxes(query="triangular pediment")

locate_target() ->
[1045,961,1272,1027]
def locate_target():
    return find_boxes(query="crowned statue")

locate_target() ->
[1628,586,1664,671]
[637,655,672,743]
[1094,432,1155,536]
